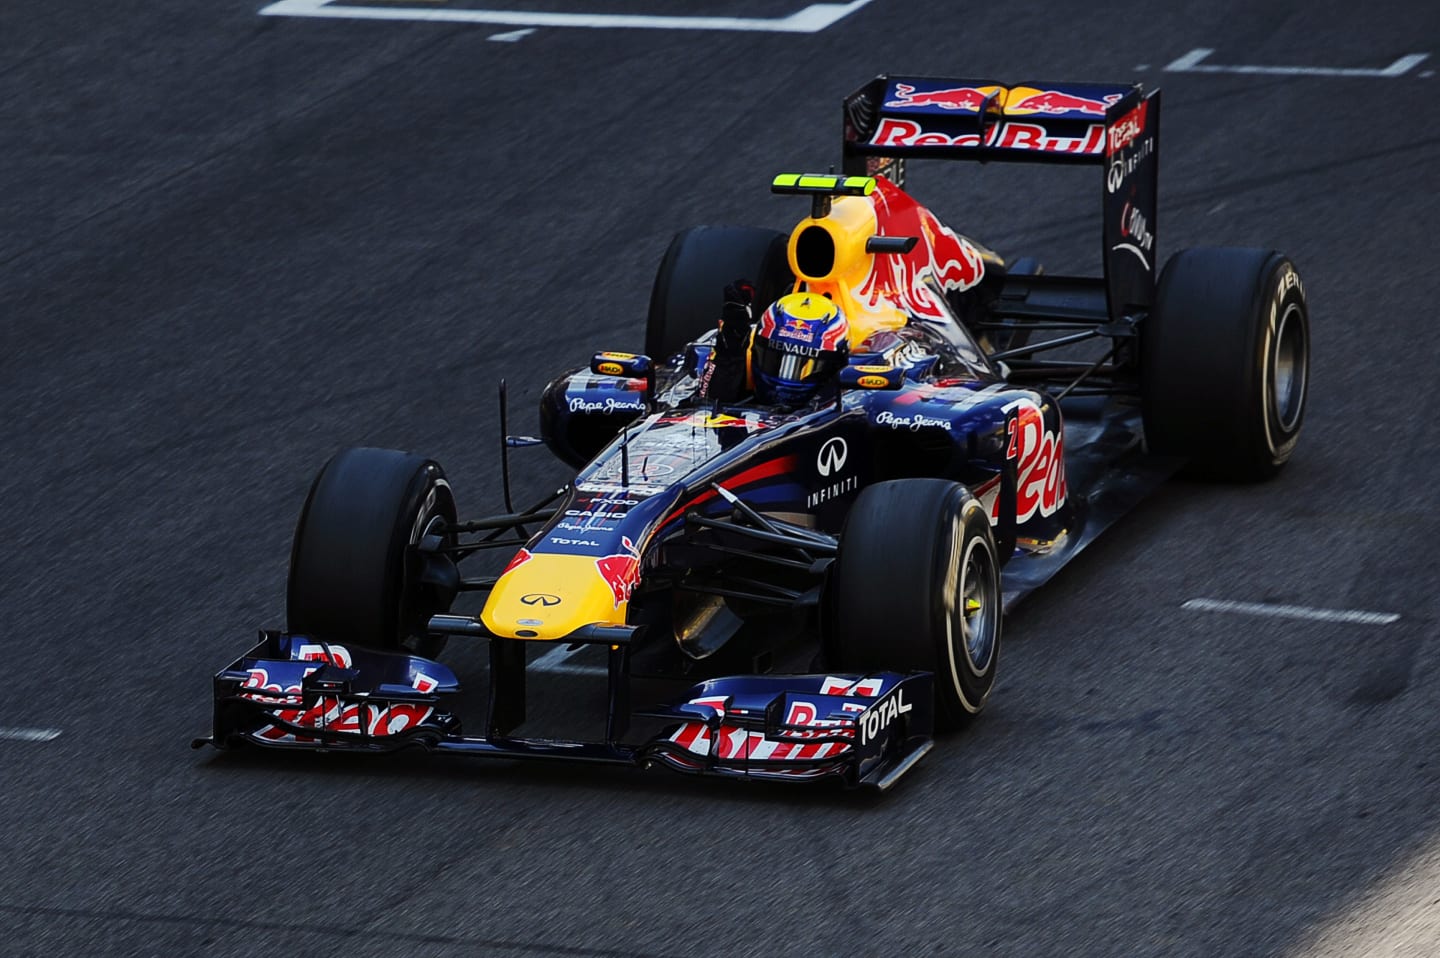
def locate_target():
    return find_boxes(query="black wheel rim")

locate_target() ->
[946,522,998,676]
[1270,302,1307,432]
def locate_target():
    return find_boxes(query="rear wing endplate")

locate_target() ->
[841,75,1162,323]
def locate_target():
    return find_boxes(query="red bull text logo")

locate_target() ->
[870,118,1105,156]
[240,666,438,743]
[776,318,819,341]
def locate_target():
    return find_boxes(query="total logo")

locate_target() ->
[859,687,912,746]
[1106,100,1149,154]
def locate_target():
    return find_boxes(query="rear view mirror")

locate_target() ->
[590,352,653,378]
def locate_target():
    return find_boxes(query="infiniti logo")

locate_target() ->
[817,437,848,477]
[1107,156,1125,193]
[520,593,561,607]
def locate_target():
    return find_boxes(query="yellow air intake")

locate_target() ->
[785,197,908,343]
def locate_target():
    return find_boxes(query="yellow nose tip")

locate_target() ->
[965,598,982,614]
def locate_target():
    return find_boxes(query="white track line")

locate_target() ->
[259,0,875,33]
[0,727,62,743]
[1165,48,1430,78]
[1182,598,1399,626]
[487,28,534,42]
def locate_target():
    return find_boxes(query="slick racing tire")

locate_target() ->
[287,447,459,658]
[646,226,794,362]
[827,479,1002,731]
[1141,248,1309,480]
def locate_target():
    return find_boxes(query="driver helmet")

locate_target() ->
[752,293,849,405]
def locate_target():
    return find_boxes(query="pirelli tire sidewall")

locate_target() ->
[935,492,1002,720]
[826,478,1001,731]
[1141,247,1309,481]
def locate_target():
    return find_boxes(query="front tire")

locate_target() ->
[287,447,459,657]
[827,479,1002,729]
[1141,247,1309,480]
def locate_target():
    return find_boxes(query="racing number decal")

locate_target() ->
[995,398,1068,523]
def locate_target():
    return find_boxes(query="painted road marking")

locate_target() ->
[259,0,876,33]
[1165,48,1430,78]
[1183,598,1399,626]
[488,28,534,41]
[530,643,606,676]
[0,727,62,743]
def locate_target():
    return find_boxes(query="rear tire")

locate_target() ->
[827,479,1002,730]
[1141,247,1309,480]
[287,447,458,658]
[646,226,794,361]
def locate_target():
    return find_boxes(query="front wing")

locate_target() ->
[193,632,934,791]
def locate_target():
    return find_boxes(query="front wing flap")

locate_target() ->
[638,671,934,788]
[195,631,462,750]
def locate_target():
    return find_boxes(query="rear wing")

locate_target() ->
[841,75,1161,323]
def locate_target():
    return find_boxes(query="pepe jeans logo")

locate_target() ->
[568,396,644,414]
[817,437,848,477]
[520,593,561,607]
[875,410,949,432]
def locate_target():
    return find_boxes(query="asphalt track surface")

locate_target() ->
[3,1,1440,955]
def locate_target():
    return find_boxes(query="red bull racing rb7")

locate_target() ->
[194,75,1310,790]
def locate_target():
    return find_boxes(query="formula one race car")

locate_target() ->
[195,75,1309,790]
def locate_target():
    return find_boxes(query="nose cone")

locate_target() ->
[481,552,632,640]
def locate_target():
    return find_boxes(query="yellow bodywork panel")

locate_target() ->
[481,552,629,641]
[786,195,909,346]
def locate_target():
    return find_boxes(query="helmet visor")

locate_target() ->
[755,344,837,383]
[753,339,845,399]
